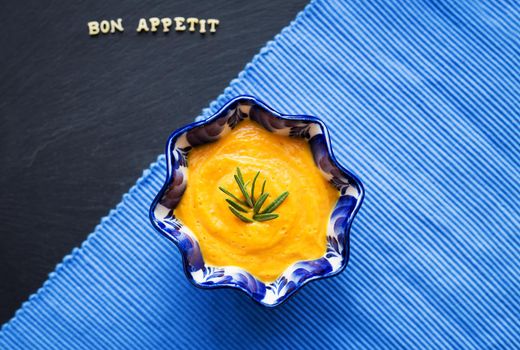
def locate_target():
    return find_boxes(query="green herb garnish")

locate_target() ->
[261,191,289,214]
[250,171,260,202]
[253,193,269,214]
[221,167,289,223]
[219,186,246,206]
[229,206,254,223]
[253,213,279,222]
[226,199,248,213]
[234,173,253,207]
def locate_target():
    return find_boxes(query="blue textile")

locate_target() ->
[1,0,519,348]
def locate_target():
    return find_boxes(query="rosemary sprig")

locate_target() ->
[253,193,269,214]
[219,186,247,206]
[220,167,289,223]
[236,167,244,183]
[234,175,253,207]
[226,199,248,213]
[250,171,260,202]
[261,191,289,214]
[253,213,279,222]
[229,206,254,223]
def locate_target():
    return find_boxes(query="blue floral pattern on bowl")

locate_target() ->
[149,96,364,307]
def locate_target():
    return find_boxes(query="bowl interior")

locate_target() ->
[150,96,363,306]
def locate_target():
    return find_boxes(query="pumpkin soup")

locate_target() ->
[175,120,338,282]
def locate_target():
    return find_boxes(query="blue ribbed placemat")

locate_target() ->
[2,0,519,348]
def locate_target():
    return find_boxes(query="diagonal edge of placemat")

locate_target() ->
[0,0,317,335]
[0,159,164,335]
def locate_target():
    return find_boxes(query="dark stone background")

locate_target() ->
[0,0,306,324]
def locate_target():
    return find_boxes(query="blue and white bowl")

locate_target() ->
[149,96,364,307]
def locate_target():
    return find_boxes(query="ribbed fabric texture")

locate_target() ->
[1,0,519,348]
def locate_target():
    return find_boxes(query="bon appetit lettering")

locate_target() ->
[87,17,220,36]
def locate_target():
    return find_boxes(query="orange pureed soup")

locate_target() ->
[175,120,338,282]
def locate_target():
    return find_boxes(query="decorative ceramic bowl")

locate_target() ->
[149,96,364,307]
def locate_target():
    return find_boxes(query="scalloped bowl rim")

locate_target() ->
[149,95,365,307]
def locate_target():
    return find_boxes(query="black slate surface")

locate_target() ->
[0,0,307,324]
